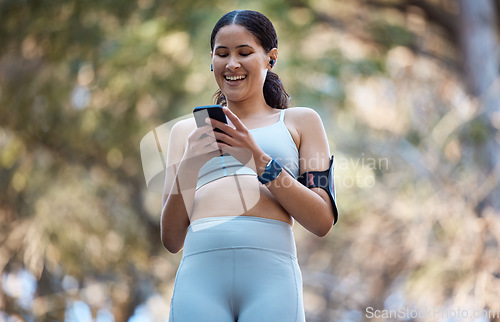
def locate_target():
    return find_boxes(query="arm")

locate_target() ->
[262,108,335,236]
[160,120,221,253]
[212,107,336,237]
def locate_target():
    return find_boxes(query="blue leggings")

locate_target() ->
[169,216,305,322]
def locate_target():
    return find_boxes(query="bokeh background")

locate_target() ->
[1,0,500,321]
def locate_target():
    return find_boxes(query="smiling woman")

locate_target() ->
[160,9,338,322]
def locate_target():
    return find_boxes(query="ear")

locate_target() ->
[210,51,213,60]
[268,48,278,69]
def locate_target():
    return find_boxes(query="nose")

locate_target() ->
[226,55,240,71]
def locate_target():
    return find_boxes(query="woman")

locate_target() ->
[161,10,338,322]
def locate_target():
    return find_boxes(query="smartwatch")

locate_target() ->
[258,159,282,184]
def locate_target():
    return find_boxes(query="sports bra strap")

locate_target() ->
[279,109,285,122]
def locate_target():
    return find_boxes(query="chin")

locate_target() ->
[222,92,247,103]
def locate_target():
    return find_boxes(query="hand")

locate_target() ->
[181,123,222,170]
[208,107,271,175]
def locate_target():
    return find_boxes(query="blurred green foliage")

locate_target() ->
[1,0,499,321]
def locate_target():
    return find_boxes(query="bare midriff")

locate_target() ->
[190,175,293,226]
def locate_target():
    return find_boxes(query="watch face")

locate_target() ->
[266,159,273,168]
[259,159,282,184]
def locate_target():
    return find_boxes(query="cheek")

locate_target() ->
[212,61,224,72]
[251,59,268,79]
[253,68,268,86]
[212,63,225,81]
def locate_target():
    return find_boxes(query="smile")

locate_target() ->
[224,75,246,81]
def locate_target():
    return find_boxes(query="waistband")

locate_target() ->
[183,216,296,257]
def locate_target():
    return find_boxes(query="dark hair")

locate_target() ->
[210,10,290,109]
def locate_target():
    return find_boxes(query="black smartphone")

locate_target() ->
[193,105,228,132]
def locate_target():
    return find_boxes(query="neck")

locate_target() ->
[226,96,273,119]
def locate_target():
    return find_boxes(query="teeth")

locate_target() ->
[225,75,246,81]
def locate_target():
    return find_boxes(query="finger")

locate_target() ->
[199,134,216,146]
[206,117,236,137]
[222,107,247,131]
[213,131,237,147]
[199,124,217,137]
[191,124,213,137]
[204,141,219,152]
[216,141,231,151]
[192,125,216,142]
[217,142,243,158]
[195,140,219,158]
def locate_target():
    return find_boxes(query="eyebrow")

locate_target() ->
[215,44,254,50]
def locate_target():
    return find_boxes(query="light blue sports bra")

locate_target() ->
[197,109,299,189]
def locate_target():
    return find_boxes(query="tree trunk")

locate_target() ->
[458,0,500,215]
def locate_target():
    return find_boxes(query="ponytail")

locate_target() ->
[263,71,289,109]
[213,71,290,109]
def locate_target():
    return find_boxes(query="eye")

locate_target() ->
[239,50,253,57]
[214,49,229,57]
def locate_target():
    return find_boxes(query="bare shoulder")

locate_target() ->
[164,117,196,166]
[285,107,325,134]
[286,106,320,117]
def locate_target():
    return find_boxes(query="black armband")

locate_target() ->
[297,156,339,225]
